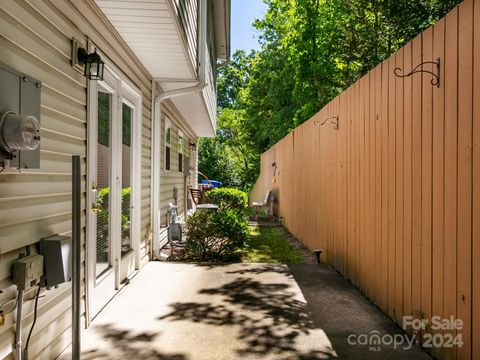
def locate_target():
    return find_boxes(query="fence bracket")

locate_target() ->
[394,57,440,87]
[314,115,339,130]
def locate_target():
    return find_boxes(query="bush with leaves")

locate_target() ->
[205,187,248,214]
[96,186,131,241]
[185,209,249,262]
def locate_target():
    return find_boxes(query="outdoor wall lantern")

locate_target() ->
[314,115,339,130]
[394,57,440,88]
[189,141,196,150]
[77,48,105,81]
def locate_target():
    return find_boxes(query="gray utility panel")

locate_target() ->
[0,62,41,169]
[38,234,72,288]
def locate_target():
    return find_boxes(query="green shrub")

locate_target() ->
[96,186,131,240]
[206,187,248,213]
[185,209,249,262]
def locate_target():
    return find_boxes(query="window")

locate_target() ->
[121,102,133,256]
[178,130,184,173]
[165,117,171,171]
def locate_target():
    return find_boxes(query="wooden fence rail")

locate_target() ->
[250,1,479,358]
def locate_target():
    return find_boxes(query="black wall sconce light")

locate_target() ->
[77,48,105,81]
[71,38,104,81]
[189,141,197,150]
[314,115,339,130]
[394,57,440,87]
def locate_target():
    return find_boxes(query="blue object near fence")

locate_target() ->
[201,180,222,188]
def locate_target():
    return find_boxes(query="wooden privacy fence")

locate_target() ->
[250,1,479,359]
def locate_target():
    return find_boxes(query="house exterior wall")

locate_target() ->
[173,0,198,73]
[160,102,196,226]
[0,0,152,358]
[171,0,218,134]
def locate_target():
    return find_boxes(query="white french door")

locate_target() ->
[87,62,142,320]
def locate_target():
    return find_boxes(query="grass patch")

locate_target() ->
[240,225,305,264]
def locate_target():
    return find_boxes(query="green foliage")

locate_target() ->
[240,226,305,264]
[217,50,254,109]
[242,0,461,154]
[121,187,131,236]
[198,108,259,190]
[97,92,110,147]
[206,187,248,213]
[185,209,249,262]
[200,0,460,191]
[122,103,132,146]
[96,187,131,241]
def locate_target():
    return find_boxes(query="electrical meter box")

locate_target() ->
[38,235,72,288]
[0,62,41,169]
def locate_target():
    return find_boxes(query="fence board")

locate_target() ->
[381,61,389,311]
[444,7,459,360]
[411,33,423,327]
[359,75,366,293]
[346,86,353,280]
[421,26,434,331]
[374,64,382,305]
[432,16,446,360]
[457,1,473,358]
[472,0,480,357]
[403,39,413,325]
[395,47,405,324]
[367,70,377,299]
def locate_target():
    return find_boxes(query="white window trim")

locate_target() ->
[164,117,172,172]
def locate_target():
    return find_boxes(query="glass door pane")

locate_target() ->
[121,103,133,256]
[96,91,112,276]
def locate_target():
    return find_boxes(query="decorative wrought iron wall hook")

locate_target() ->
[314,115,339,130]
[394,57,440,87]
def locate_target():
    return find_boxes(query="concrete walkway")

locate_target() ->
[61,262,432,360]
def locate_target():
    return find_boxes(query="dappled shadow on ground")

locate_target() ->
[159,274,336,359]
[225,263,291,275]
[80,324,187,360]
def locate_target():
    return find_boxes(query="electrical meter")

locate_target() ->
[0,111,40,153]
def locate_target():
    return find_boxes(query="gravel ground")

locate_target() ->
[282,227,318,264]
[248,218,318,264]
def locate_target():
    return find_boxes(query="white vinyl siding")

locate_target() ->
[159,104,194,226]
[0,0,152,358]
[173,0,198,72]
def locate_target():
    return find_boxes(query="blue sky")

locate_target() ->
[231,0,268,54]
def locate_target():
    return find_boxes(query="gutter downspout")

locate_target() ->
[149,79,156,261]
[151,0,207,257]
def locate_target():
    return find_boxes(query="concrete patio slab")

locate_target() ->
[60,262,432,359]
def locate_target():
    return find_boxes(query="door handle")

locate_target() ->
[91,183,99,205]
[92,202,102,213]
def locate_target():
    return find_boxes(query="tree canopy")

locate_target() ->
[199,0,461,191]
